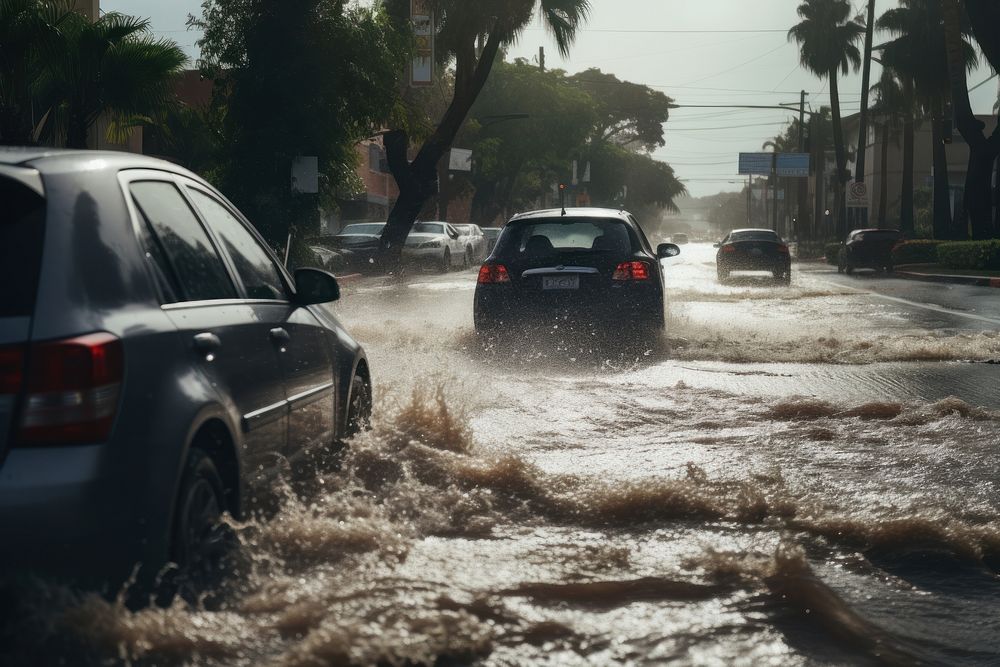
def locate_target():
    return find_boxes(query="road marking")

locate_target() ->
[812,276,1000,327]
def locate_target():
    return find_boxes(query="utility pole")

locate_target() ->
[746,176,752,226]
[772,153,779,232]
[854,0,877,230]
[539,46,545,72]
[797,90,807,241]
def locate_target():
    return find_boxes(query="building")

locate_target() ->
[843,111,999,227]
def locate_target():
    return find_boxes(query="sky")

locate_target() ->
[105,0,999,197]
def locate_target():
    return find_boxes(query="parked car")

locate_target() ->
[715,228,791,285]
[838,228,902,274]
[482,227,502,254]
[474,208,680,335]
[329,222,385,272]
[671,233,689,245]
[0,148,373,594]
[453,224,488,266]
[402,221,465,272]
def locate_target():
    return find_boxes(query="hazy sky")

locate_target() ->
[106,0,998,197]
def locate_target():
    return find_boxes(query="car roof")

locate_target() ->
[508,207,632,224]
[852,228,900,233]
[0,147,202,181]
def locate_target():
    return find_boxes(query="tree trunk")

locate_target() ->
[941,0,1000,240]
[66,112,89,149]
[829,69,848,239]
[930,96,954,239]
[900,77,915,235]
[378,28,503,272]
[878,121,889,228]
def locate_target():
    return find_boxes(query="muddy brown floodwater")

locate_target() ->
[4,244,1000,666]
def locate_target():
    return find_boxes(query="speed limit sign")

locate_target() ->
[847,181,869,208]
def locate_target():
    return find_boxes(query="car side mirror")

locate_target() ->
[294,267,340,304]
[712,242,721,248]
[657,243,681,259]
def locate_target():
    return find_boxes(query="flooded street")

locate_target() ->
[6,245,1000,666]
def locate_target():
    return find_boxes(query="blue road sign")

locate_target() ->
[776,153,810,177]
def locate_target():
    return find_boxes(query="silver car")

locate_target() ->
[402,221,465,272]
[453,224,488,266]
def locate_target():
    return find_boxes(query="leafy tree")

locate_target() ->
[377,0,591,270]
[0,0,71,145]
[869,69,907,229]
[788,0,864,240]
[878,0,976,239]
[34,11,187,148]
[192,0,407,248]
[567,68,673,149]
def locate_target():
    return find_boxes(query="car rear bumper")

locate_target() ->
[718,255,790,272]
[0,444,160,586]
[474,285,664,332]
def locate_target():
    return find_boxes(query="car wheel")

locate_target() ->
[440,248,452,273]
[465,246,474,268]
[345,373,372,438]
[845,262,854,275]
[780,272,792,286]
[717,268,729,284]
[169,448,233,600]
[885,264,894,274]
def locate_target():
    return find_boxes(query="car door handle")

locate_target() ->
[269,327,291,343]
[192,332,221,352]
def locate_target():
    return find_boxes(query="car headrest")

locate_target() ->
[524,235,554,256]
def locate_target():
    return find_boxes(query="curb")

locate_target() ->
[894,270,1000,288]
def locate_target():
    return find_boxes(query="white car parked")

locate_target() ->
[402,221,466,272]
[453,224,488,266]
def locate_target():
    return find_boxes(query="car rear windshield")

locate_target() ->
[729,231,780,242]
[413,222,446,234]
[496,218,636,257]
[342,223,384,235]
[1,176,45,317]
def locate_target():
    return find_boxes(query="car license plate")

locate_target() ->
[542,275,580,290]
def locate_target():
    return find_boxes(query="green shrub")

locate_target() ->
[891,239,942,265]
[937,240,1000,271]
[824,243,842,265]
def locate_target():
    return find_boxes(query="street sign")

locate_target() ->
[410,0,434,87]
[291,156,318,194]
[846,181,869,208]
[776,153,810,177]
[448,148,472,172]
[752,188,785,201]
[738,152,772,175]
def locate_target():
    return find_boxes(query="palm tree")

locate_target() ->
[788,0,864,240]
[869,69,906,229]
[0,0,71,144]
[877,0,977,239]
[36,11,186,148]
[378,0,591,269]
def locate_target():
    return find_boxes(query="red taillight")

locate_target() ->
[478,264,511,284]
[18,332,124,445]
[777,244,790,254]
[0,345,25,395]
[612,261,651,281]
[721,244,737,253]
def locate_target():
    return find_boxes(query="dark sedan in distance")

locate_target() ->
[838,228,902,274]
[0,148,372,597]
[474,208,680,337]
[715,228,792,285]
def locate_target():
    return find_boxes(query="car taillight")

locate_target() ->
[17,332,124,445]
[0,345,25,395]
[478,264,511,284]
[777,244,790,254]
[721,245,737,253]
[612,261,651,281]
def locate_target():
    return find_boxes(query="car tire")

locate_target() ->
[345,373,372,438]
[717,268,730,284]
[885,264,894,274]
[440,248,452,273]
[845,262,854,275]
[465,246,474,268]
[168,448,233,601]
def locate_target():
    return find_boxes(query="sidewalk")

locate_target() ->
[894,264,1000,289]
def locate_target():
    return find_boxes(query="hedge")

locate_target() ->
[824,243,841,265]
[891,239,942,265]
[937,240,1000,271]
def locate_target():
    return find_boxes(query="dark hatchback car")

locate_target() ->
[715,228,792,284]
[0,149,372,591]
[838,228,903,274]
[474,208,680,335]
